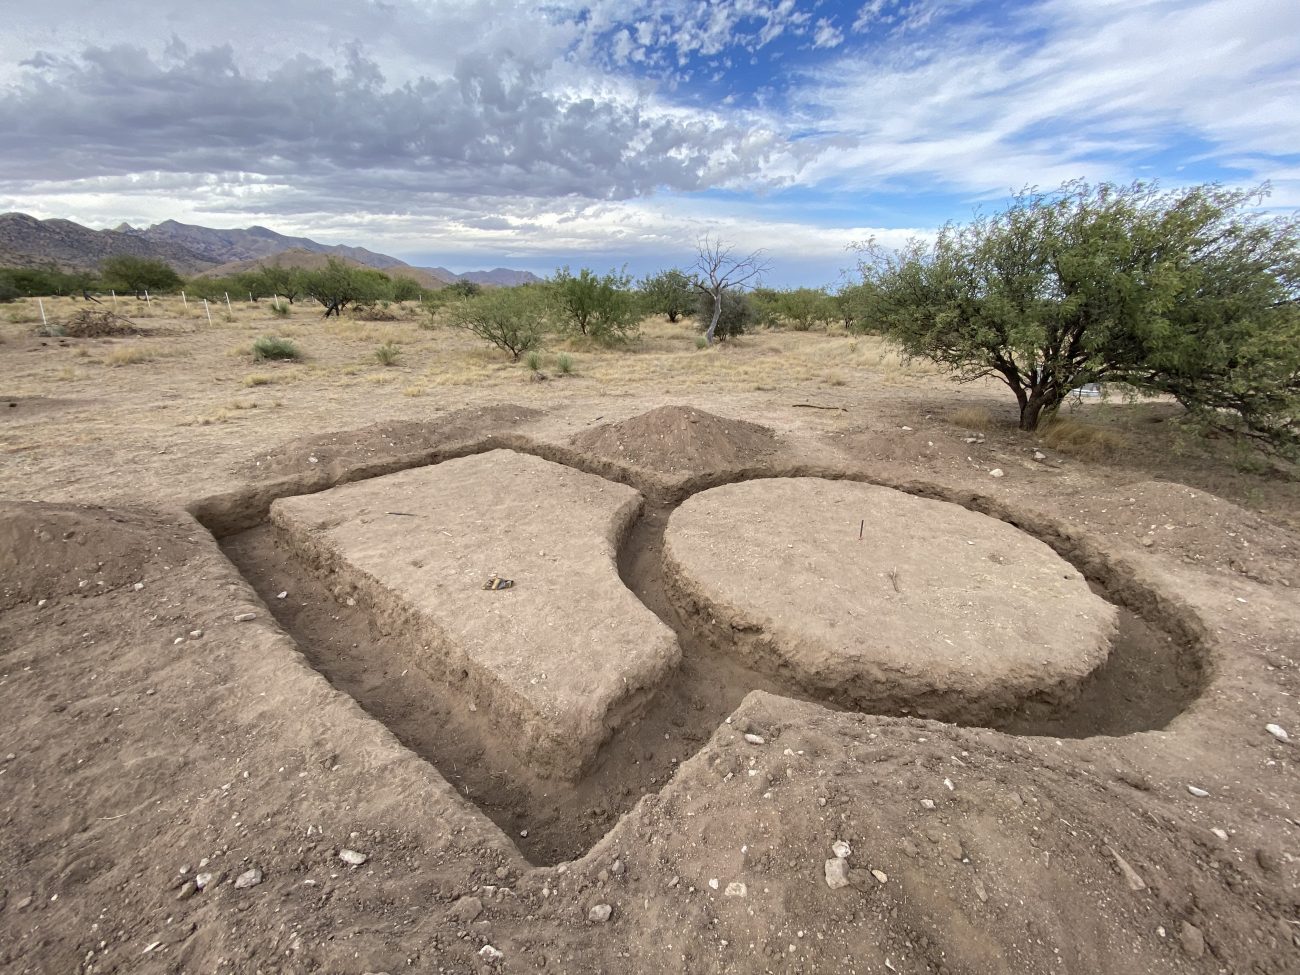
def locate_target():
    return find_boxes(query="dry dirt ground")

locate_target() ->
[1,296,1299,975]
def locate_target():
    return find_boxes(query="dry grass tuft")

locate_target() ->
[1040,418,1128,460]
[243,373,275,387]
[951,406,995,431]
[104,345,156,367]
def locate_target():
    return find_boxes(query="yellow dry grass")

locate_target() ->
[1039,417,1128,460]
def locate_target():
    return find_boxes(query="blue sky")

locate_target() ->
[1,0,1297,286]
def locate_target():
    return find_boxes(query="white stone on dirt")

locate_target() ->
[276,591,287,599]
[189,629,203,638]
[338,848,367,866]
[1265,723,1289,742]
[831,840,851,859]
[133,582,144,590]
[1033,451,1047,462]
[233,868,263,889]
[194,872,214,890]
[724,882,747,897]
[920,799,936,810]
[871,869,888,884]
[233,612,256,622]
[1187,786,1210,798]
[824,858,850,890]
[989,468,1005,477]
[588,904,613,923]
[708,878,719,890]
[478,945,504,963]
[1211,828,1229,841]
[609,859,625,876]
[743,733,765,745]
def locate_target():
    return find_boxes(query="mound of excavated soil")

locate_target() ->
[234,404,542,481]
[0,502,196,612]
[664,478,1118,724]
[269,449,679,779]
[568,405,777,475]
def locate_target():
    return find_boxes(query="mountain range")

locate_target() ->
[0,213,542,287]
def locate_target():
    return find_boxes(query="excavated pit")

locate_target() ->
[210,436,1208,865]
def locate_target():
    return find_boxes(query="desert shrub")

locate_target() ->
[549,266,640,342]
[252,335,301,361]
[695,290,754,341]
[269,301,290,317]
[374,341,402,366]
[243,373,275,387]
[0,282,20,303]
[555,352,574,375]
[448,287,545,360]
[524,350,543,372]
[638,268,696,322]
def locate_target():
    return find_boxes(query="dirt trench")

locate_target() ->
[212,442,1208,865]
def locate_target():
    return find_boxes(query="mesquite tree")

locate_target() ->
[857,181,1300,445]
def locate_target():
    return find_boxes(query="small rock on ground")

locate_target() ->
[825,858,850,890]
[233,868,263,890]
[1180,922,1205,959]
[448,896,483,923]
[588,904,613,923]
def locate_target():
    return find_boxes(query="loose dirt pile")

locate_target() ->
[569,404,777,474]
[233,403,542,481]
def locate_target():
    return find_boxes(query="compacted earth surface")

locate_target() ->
[1,303,1298,975]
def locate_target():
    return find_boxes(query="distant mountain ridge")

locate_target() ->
[0,212,542,287]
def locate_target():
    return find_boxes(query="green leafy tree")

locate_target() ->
[389,276,426,302]
[447,280,483,298]
[302,258,391,317]
[857,181,1300,447]
[448,287,547,360]
[776,287,838,331]
[638,268,696,322]
[550,266,640,341]
[255,263,308,304]
[100,255,181,295]
[0,266,97,297]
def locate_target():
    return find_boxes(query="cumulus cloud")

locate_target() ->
[0,40,792,202]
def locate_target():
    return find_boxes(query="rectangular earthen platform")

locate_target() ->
[269,449,680,779]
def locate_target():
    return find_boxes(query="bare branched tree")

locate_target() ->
[692,235,771,344]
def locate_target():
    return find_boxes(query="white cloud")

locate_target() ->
[802,0,1300,195]
[812,19,844,50]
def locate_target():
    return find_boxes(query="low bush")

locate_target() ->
[252,336,301,361]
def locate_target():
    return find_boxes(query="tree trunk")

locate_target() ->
[1019,389,1061,431]
[704,292,722,344]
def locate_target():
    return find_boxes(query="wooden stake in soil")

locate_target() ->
[37,298,47,326]
[225,293,233,315]
[181,291,188,309]
[203,298,213,326]
[859,519,864,541]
